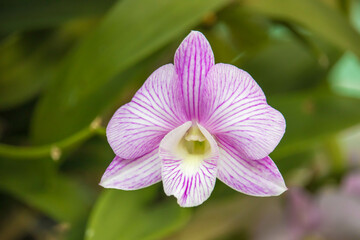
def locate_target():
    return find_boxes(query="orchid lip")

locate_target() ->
[159,121,219,207]
[177,124,211,166]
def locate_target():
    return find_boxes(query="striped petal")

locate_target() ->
[100,149,161,190]
[217,143,287,196]
[159,121,219,207]
[201,63,286,160]
[106,64,186,159]
[174,31,215,120]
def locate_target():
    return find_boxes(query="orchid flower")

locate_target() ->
[100,31,287,207]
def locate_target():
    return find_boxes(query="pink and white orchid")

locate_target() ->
[100,31,287,207]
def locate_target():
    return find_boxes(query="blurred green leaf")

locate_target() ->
[350,0,360,32]
[0,21,94,110]
[241,37,328,94]
[31,0,230,144]
[208,11,339,94]
[242,0,360,57]
[169,195,276,240]
[62,137,114,180]
[0,34,54,109]
[85,188,190,240]
[273,148,316,177]
[0,0,116,33]
[0,158,93,223]
[328,52,360,98]
[270,89,360,158]
[219,6,270,53]
[204,23,244,64]
[200,7,271,64]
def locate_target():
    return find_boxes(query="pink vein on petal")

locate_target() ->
[201,63,285,160]
[106,64,186,159]
[174,31,214,121]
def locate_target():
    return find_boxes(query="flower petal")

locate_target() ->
[201,63,286,160]
[159,121,219,207]
[318,190,360,239]
[100,148,161,190]
[342,171,360,197]
[217,143,287,196]
[174,31,215,120]
[288,188,321,231]
[107,64,186,159]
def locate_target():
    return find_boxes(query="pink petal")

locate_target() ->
[318,191,360,239]
[342,171,360,197]
[100,149,161,190]
[106,64,186,159]
[159,121,219,207]
[174,31,215,120]
[287,188,321,232]
[217,143,287,196]
[201,63,285,160]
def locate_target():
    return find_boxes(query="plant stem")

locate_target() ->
[0,126,106,160]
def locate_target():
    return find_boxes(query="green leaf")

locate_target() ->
[242,0,360,58]
[0,20,95,109]
[0,158,93,223]
[328,52,360,98]
[350,0,360,32]
[85,188,190,240]
[270,89,360,158]
[208,9,340,95]
[241,37,328,95]
[0,34,52,109]
[219,6,270,53]
[168,195,276,240]
[31,0,230,144]
[0,0,116,33]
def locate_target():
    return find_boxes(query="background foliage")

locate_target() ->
[1,0,360,239]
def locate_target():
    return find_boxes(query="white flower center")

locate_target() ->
[177,125,211,169]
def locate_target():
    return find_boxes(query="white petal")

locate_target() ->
[201,63,286,160]
[159,121,219,207]
[107,64,186,159]
[217,143,287,196]
[174,31,215,120]
[100,149,161,190]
